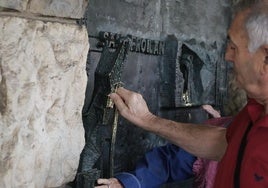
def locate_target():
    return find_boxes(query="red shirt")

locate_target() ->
[214,99,268,188]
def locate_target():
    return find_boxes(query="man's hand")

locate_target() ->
[202,104,221,118]
[95,178,123,188]
[109,87,155,129]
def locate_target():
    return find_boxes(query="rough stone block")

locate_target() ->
[0,16,89,187]
[28,0,88,19]
[0,0,88,19]
[0,0,28,11]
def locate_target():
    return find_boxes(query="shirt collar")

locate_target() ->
[246,98,265,123]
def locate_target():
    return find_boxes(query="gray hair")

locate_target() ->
[233,0,268,52]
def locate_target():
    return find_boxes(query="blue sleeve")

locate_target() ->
[115,144,196,188]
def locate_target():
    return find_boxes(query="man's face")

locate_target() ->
[225,10,265,98]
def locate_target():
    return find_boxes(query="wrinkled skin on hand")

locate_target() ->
[95,178,123,188]
[109,87,155,129]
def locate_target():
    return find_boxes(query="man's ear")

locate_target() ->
[260,45,268,75]
[264,45,268,64]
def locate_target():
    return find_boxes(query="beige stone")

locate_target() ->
[0,0,28,11]
[0,0,88,19]
[0,16,89,187]
[28,0,88,19]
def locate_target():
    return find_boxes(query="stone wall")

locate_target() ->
[0,1,89,187]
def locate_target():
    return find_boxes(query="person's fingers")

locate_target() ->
[95,179,110,188]
[95,178,123,188]
[202,105,221,118]
[109,93,129,114]
[116,87,133,101]
[94,186,109,188]
[116,87,128,94]
[97,178,110,185]
[116,87,144,107]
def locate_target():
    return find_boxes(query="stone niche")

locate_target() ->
[0,1,89,187]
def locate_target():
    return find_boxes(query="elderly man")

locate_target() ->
[97,0,268,187]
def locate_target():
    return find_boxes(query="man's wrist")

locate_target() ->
[143,114,162,133]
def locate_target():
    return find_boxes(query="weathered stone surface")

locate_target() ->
[28,0,88,19]
[0,0,88,19]
[0,0,28,11]
[0,16,89,187]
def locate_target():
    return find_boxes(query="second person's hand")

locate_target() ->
[94,178,123,188]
